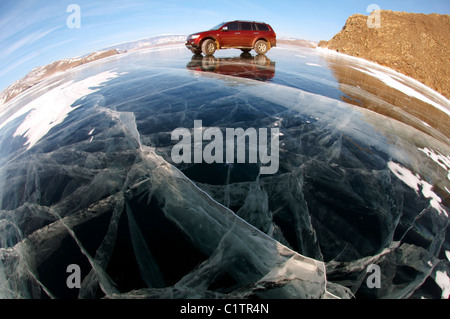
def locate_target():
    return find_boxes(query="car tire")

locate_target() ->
[241,49,251,53]
[254,40,269,55]
[202,39,216,56]
[191,48,202,55]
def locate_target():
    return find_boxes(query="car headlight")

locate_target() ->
[190,35,200,39]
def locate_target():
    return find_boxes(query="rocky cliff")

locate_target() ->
[319,10,450,100]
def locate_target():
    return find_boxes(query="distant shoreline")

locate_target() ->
[0,37,317,107]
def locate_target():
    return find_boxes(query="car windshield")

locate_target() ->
[209,22,226,30]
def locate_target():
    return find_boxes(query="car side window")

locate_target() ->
[240,22,253,31]
[256,23,270,31]
[226,22,239,31]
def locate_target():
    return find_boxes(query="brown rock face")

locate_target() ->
[319,10,450,100]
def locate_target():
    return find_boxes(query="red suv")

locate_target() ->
[185,20,276,56]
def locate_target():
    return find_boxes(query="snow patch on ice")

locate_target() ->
[88,128,96,142]
[306,63,322,67]
[446,251,450,262]
[8,70,120,150]
[418,147,450,181]
[388,161,447,217]
[435,271,450,299]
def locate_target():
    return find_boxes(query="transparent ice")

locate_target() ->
[0,44,449,299]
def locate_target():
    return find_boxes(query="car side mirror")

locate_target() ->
[222,26,228,31]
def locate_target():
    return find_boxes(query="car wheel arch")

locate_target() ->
[252,38,270,48]
[200,37,220,48]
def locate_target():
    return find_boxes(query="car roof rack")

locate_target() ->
[229,20,267,24]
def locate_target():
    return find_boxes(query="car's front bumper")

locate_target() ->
[185,40,200,50]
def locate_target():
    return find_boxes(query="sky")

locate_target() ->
[0,0,449,93]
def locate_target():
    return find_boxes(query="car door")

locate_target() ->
[238,22,254,47]
[218,21,240,48]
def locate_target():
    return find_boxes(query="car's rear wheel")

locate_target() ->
[241,49,251,53]
[202,39,216,56]
[254,40,269,55]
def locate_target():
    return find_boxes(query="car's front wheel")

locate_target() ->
[254,40,269,55]
[191,48,202,55]
[202,39,216,56]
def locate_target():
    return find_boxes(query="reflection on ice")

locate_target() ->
[0,44,449,299]
[351,65,450,116]
[186,54,275,82]
[316,48,450,144]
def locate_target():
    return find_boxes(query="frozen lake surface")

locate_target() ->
[0,44,449,299]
